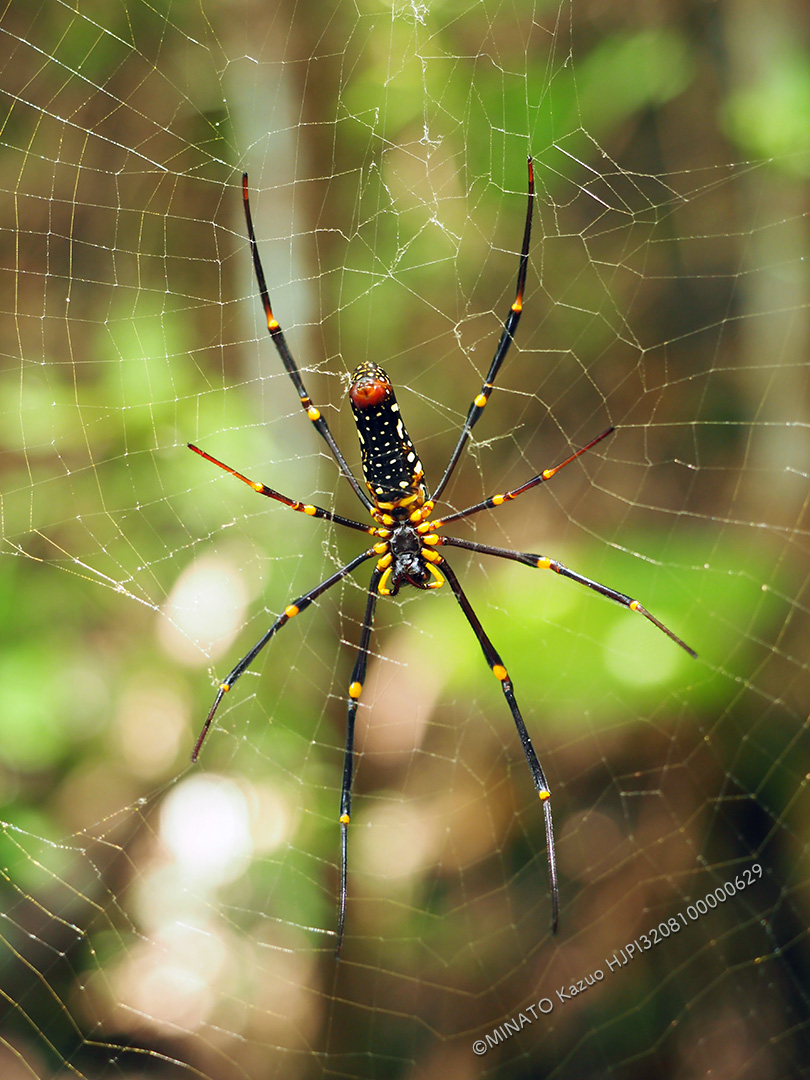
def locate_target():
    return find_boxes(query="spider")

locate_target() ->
[188,160,696,955]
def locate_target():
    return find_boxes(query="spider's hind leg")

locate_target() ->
[431,157,535,503]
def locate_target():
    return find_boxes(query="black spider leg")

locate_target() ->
[437,555,559,935]
[431,157,535,503]
[188,443,380,538]
[242,174,374,513]
[336,563,383,957]
[438,536,697,658]
[191,547,377,762]
[432,426,615,531]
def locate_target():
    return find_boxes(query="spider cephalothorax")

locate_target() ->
[188,161,696,956]
[372,520,444,596]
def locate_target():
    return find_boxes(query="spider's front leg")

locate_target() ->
[191,548,377,762]
[437,535,697,658]
[336,564,383,957]
[436,555,560,935]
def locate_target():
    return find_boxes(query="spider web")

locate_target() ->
[1,0,808,1076]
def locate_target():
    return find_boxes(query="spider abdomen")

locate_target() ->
[349,362,427,514]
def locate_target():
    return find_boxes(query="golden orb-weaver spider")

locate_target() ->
[188,161,696,955]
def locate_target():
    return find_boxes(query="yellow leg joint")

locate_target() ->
[538,789,551,802]
[536,557,552,570]
[425,563,445,589]
[219,682,231,693]
[285,604,300,618]
[340,813,350,825]
[307,406,321,421]
[629,600,640,611]
[492,664,507,681]
[474,392,487,408]
[349,681,362,699]
[378,566,394,595]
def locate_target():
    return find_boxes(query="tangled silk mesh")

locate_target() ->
[0,1,808,1077]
